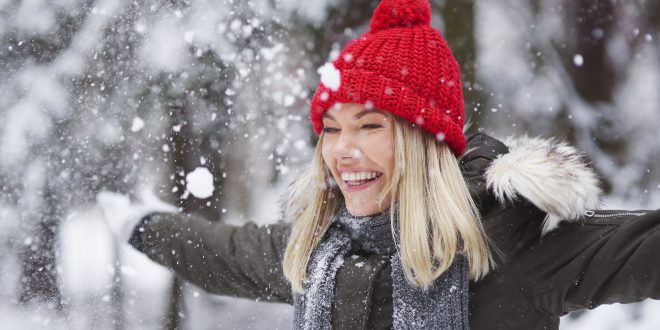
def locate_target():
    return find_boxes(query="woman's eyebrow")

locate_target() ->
[354,109,385,119]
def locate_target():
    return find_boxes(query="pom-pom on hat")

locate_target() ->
[310,0,466,156]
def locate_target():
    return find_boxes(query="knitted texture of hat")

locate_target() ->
[309,0,466,156]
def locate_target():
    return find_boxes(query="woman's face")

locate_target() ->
[321,103,395,216]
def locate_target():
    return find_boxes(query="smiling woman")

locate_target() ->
[283,95,494,328]
[285,102,491,294]
[284,103,492,292]
[98,0,660,329]
[320,104,395,216]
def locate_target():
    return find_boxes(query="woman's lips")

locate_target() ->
[341,173,383,192]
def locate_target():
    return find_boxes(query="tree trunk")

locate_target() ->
[164,277,185,330]
[564,0,616,103]
[434,0,484,133]
[18,185,62,310]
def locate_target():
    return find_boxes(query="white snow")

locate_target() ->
[276,0,335,23]
[130,117,145,132]
[260,43,284,61]
[14,0,56,34]
[351,148,362,158]
[318,62,341,91]
[573,54,584,67]
[138,18,190,72]
[185,167,215,199]
[183,30,195,44]
[58,209,115,295]
[561,300,660,330]
[0,101,51,167]
[294,140,307,150]
[284,94,295,107]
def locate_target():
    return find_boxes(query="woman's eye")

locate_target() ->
[361,124,382,130]
[323,127,339,133]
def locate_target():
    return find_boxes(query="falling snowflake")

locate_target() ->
[185,167,215,199]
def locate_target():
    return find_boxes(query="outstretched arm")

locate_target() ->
[464,134,660,317]
[516,209,660,316]
[129,212,293,304]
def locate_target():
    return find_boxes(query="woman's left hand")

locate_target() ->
[96,187,178,243]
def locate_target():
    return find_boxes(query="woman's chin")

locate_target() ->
[344,198,388,216]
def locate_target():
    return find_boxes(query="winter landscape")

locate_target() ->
[1,0,659,329]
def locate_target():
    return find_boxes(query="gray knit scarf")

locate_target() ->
[293,205,469,329]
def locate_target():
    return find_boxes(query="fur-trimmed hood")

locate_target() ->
[479,135,602,234]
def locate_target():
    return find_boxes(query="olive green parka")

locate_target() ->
[130,133,660,329]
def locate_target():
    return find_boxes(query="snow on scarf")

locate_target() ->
[293,205,470,329]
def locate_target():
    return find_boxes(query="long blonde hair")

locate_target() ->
[283,116,493,292]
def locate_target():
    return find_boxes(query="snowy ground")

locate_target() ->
[561,300,660,330]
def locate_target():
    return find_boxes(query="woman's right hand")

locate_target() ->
[96,187,178,243]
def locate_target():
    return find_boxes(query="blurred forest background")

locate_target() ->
[1,0,659,329]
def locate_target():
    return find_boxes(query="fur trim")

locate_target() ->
[485,136,602,234]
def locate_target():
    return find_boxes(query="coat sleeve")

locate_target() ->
[128,212,293,304]
[513,209,660,316]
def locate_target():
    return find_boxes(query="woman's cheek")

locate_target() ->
[364,131,385,146]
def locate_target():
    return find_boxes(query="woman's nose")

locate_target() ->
[332,131,361,160]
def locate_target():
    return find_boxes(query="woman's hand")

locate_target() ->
[96,187,178,243]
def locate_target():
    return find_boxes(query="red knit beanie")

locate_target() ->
[309,0,466,156]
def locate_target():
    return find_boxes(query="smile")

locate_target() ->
[341,171,383,187]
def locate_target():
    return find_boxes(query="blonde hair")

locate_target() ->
[283,116,493,292]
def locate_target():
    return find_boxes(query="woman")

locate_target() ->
[102,0,660,329]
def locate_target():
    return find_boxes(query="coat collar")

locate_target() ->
[463,133,602,234]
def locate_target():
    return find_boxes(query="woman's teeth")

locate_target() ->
[341,171,382,186]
